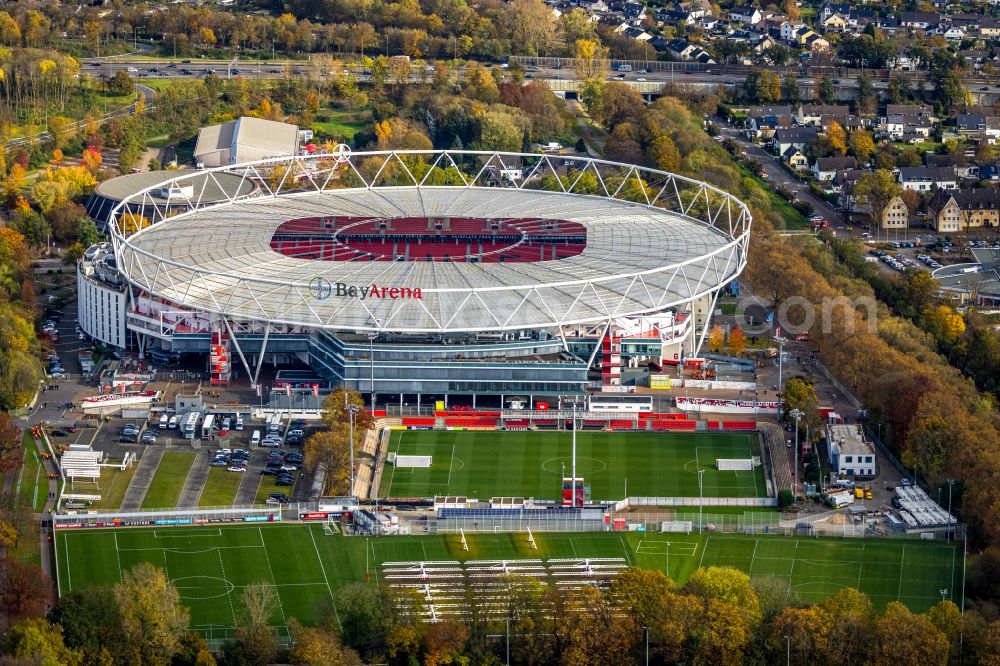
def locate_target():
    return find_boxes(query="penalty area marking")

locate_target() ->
[154,528,223,538]
[635,540,697,557]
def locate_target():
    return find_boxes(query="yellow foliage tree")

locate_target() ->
[708,324,725,352]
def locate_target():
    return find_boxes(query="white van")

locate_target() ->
[159,414,169,429]
[250,430,261,446]
[168,415,178,429]
[235,413,244,431]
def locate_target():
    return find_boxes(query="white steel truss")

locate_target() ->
[107,151,753,334]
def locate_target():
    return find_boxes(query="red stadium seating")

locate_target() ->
[721,421,757,431]
[444,417,499,428]
[650,419,697,432]
[402,417,436,427]
[609,419,638,431]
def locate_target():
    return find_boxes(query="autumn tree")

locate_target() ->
[647,135,681,173]
[870,602,950,666]
[306,390,374,495]
[115,563,190,665]
[574,38,609,81]
[849,130,875,163]
[708,324,725,352]
[0,556,52,619]
[5,618,82,665]
[759,70,781,103]
[853,169,901,227]
[0,412,23,475]
[287,619,356,666]
[819,120,847,156]
[729,325,746,356]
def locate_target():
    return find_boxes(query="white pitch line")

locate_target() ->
[259,528,288,626]
[897,546,905,601]
[216,548,236,626]
[447,444,456,489]
[308,525,340,625]
[113,532,124,583]
[749,539,759,575]
[698,536,710,570]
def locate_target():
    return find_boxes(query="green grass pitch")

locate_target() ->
[55,524,962,641]
[380,430,766,500]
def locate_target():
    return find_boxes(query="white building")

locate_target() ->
[827,424,877,478]
[194,116,300,168]
[77,244,128,349]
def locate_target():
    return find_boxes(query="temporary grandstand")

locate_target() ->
[101,151,752,404]
[894,485,958,532]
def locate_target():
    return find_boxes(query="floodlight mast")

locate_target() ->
[347,403,360,497]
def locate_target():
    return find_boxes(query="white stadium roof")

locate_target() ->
[112,151,751,333]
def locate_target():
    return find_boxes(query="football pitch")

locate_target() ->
[56,524,962,641]
[379,430,767,500]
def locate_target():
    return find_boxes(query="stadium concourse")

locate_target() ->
[77,150,752,410]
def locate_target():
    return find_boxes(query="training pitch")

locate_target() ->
[380,430,766,500]
[56,524,961,641]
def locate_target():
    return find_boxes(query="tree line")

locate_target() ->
[9,561,998,665]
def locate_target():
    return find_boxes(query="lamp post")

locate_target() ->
[789,408,803,499]
[644,626,649,666]
[347,404,359,496]
[785,635,791,666]
[947,478,955,543]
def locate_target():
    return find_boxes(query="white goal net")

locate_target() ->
[392,454,433,468]
[717,458,756,471]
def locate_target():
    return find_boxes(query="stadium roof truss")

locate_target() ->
[109,151,752,336]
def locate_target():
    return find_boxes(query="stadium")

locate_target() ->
[80,150,752,409]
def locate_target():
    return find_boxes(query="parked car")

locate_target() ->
[210,459,229,467]
[275,477,295,486]
[50,429,69,437]
[227,465,247,472]
[266,493,291,505]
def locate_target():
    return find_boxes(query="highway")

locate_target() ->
[76,54,1000,100]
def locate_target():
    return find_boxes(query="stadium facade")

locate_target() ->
[78,151,752,408]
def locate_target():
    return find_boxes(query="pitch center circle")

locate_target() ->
[541,456,607,476]
[170,575,236,600]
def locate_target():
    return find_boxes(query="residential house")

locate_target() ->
[837,169,870,209]
[979,16,1000,38]
[780,21,806,42]
[925,153,978,180]
[822,13,848,31]
[701,15,720,30]
[957,114,1000,142]
[940,25,966,40]
[881,195,910,230]
[772,127,819,155]
[730,6,762,24]
[745,106,793,139]
[898,166,958,192]
[794,104,850,127]
[622,26,653,41]
[927,189,1000,231]
[806,34,831,52]
[812,156,857,181]
[879,107,935,140]
[679,0,712,19]
[818,1,852,21]
[783,146,809,170]
[900,11,940,29]
[661,9,697,25]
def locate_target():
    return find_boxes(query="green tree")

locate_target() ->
[647,135,681,173]
[817,76,835,104]
[685,566,762,625]
[77,216,101,247]
[781,74,800,104]
[107,70,135,96]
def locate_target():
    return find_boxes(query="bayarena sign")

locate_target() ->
[309,277,423,301]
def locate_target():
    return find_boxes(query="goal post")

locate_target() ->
[393,455,433,468]
[717,458,755,471]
